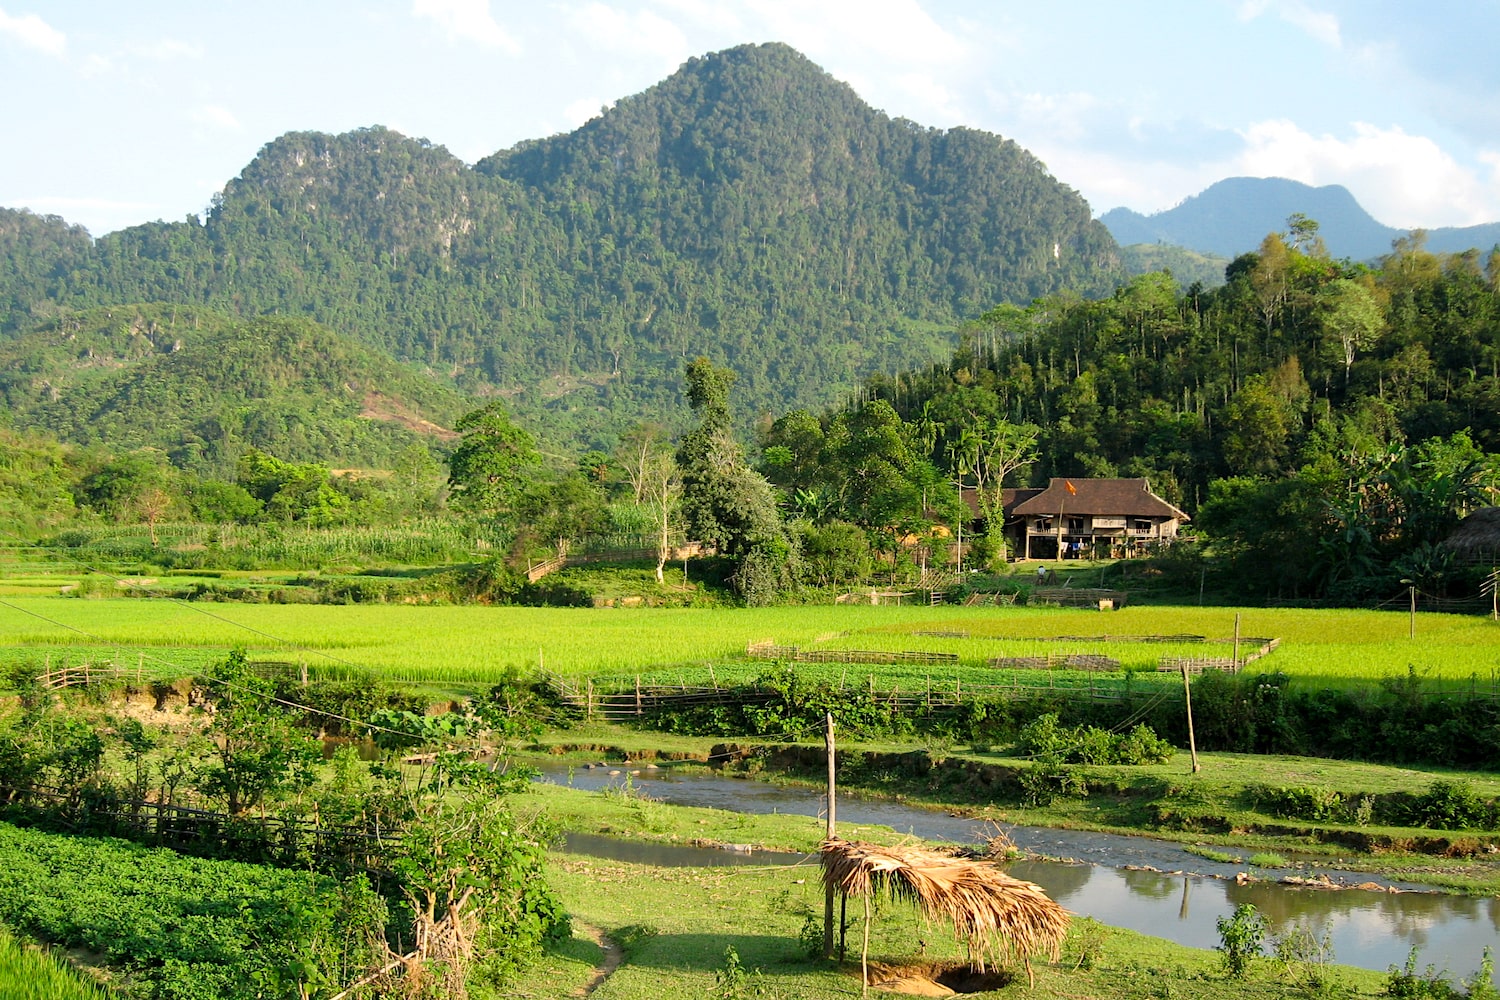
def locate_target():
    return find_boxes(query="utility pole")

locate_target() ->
[1180,663,1201,774]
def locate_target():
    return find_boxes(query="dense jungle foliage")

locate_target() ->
[0,305,466,476]
[1,44,1498,605]
[5,224,1500,605]
[802,228,1500,600]
[0,43,1119,450]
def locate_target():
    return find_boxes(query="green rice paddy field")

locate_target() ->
[1,597,1497,694]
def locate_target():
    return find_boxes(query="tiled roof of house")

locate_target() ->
[1008,478,1188,520]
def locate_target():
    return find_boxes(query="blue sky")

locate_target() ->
[2,1,1497,237]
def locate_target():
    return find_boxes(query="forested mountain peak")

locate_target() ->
[0,42,1122,454]
[210,127,496,262]
[482,42,881,191]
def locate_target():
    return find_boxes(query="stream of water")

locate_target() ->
[537,762,1500,981]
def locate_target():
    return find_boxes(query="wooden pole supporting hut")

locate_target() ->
[819,838,1069,993]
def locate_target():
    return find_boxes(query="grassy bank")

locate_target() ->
[516,729,1500,894]
[508,853,1391,999]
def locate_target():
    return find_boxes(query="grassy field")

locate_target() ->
[0,928,108,1000]
[1,597,1498,693]
[507,852,1391,1000]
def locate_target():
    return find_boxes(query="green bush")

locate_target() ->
[1216,903,1266,978]
[1386,946,1460,999]
[1015,713,1174,766]
[1018,762,1088,806]
[1414,779,1494,831]
[1255,784,1346,822]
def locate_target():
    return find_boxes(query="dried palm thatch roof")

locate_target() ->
[1441,506,1500,562]
[820,838,1069,983]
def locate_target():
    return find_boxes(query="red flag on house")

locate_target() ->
[1064,480,1077,496]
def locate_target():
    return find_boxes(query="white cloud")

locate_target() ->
[565,3,690,64]
[1001,90,1106,143]
[1233,119,1500,227]
[889,72,963,124]
[1237,0,1341,48]
[647,0,744,34]
[0,7,65,56]
[745,0,967,68]
[563,96,610,130]
[191,105,241,131]
[132,38,203,61]
[412,0,519,53]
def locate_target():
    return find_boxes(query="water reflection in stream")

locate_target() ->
[539,763,1500,980]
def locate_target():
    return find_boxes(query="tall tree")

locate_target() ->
[1320,277,1385,385]
[676,358,794,602]
[446,402,540,518]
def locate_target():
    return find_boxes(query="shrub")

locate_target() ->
[1255,784,1346,823]
[1018,763,1088,806]
[1273,921,1335,992]
[1386,946,1459,999]
[1116,723,1175,765]
[1216,903,1266,978]
[1414,780,1493,831]
[1015,714,1174,766]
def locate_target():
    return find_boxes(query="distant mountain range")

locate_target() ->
[1102,177,1500,262]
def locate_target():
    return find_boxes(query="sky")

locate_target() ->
[2,0,1497,238]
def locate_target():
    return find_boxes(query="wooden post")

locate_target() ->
[861,893,872,997]
[839,895,847,962]
[1233,613,1241,668]
[635,676,642,717]
[823,713,837,960]
[586,679,594,722]
[1180,663,1201,773]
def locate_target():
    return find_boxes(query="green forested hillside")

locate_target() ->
[0,305,466,475]
[782,232,1500,600]
[0,43,1120,450]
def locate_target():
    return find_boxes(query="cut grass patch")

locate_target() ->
[507,854,1390,1000]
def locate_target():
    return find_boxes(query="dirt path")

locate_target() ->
[572,922,623,997]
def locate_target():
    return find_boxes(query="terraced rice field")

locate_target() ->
[1,597,1496,694]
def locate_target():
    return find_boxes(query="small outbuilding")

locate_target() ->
[819,837,1069,991]
[1440,506,1500,565]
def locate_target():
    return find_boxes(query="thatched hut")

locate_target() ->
[1441,506,1500,565]
[819,838,1069,990]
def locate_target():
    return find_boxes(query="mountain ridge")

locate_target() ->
[0,42,1123,453]
[1102,176,1500,261]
